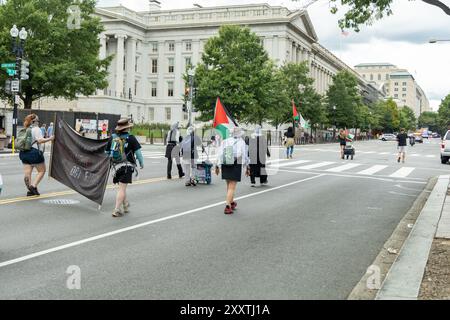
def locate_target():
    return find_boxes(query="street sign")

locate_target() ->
[6,69,16,76]
[11,80,20,92]
[1,63,16,68]
[4,79,11,94]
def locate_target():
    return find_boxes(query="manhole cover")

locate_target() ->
[41,199,80,205]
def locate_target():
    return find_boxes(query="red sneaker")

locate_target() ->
[224,205,233,214]
[231,201,237,210]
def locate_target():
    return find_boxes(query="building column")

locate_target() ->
[126,37,136,100]
[115,33,127,98]
[97,34,107,95]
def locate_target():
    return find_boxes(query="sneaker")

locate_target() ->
[224,205,233,214]
[123,201,130,213]
[261,180,268,185]
[251,183,256,187]
[112,208,123,218]
[179,173,185,179]
[167,175,172,180]
[231,201,237,210]
[185,181,192,187]
[397,157,401,163]
[27,191,35,197]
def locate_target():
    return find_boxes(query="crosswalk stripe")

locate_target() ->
[379,152,390,155]
[357,165,388,175]
[296,161,335,170]
[270,160,311,168]
[389,167,415,178]
[326,163,362,172]
[426,155,435,158]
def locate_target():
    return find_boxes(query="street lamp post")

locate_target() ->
[332,105,337,140]
[9,25,27,151]
[187,67,195,128]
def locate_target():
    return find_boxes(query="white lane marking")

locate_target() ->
[296,161,335,170]
[266,159,289,164]
[389,191,417,198]
[0,174,324,269]
[326,163,362,173]
[389,167,415,178]
[269,160,311,168]
[379,152,390,155]
[426,155,436,158]
[364,151,377,154]
[410,154,420,157]
[357,165,388,176]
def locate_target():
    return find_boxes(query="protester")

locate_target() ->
[40,123,47,138]
[284,126,295,159]
[215,127,249,214]
[397,128,408,163]
[107,118,144,217]
[338,129,347,159]
[18,114,54,196]
[181,126,204,186]
[47,122,54,138]
[165,122,184,179]
[248,125,270,187]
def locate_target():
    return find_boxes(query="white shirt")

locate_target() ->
[216,136,249,166]
[31,125,43,150]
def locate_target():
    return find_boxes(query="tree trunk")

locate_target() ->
[23,94,33,109]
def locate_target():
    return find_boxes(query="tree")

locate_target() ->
[0,0,111,109]
[293,0,450,31]
[438,94,450,133]
[373,98,400,133]
[398,106,417,131]
[418,111,439,132]
[326,70,362,129]
[193,25,273,125]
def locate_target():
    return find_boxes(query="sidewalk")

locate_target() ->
[376,174,450,300]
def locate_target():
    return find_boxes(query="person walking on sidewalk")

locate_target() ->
[338,129,347,159]
[107,118,144,217]
[165,122,184,180]
[284,127,295,159]
[215,127,250,214]
[18,114,54,196]
[181,126,204,186]
[248,125,270,187]
[397,128,408,163]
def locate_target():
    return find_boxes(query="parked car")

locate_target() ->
[441,130,450,164]
[379,133,397,141]
[432,132,441,138]
[415,135,423,143]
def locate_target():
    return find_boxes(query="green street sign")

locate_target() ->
[6,69,16,76]
[1,63,16,68]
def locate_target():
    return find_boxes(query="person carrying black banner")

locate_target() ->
[165,122,184,179]
[248,125,270,187]
[107,118,144,217]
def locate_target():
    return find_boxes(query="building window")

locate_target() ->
[151,82,157,97]
[386,74,389,80]
[402,88,406,92]
[135,56,139,72]
[149,107,154,121]
[168,81,174,97]
[395,82,398,86]
[185,41,192,51]
[394,88,398,91]
[185,57,192,68]
[165,107,171,120]
[378,74,381,80]
[168,57,174,73]
[151,42,158,53]
[134,80,138,96]
[394,94,398,98]
[402,94,407,98]
[168,42,175,52]
[151,59,158,73]
[402,82,407,86]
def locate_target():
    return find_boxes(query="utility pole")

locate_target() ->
[187,67,195,128]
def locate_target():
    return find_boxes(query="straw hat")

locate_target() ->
[115,118,133,132]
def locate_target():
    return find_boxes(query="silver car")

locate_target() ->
[441,130,450,164]
[379,133,397,141]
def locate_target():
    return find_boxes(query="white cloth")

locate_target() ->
[31,125,43,151]
[166,129,180,143]
[216,137,249,166]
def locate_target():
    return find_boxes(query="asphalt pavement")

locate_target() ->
[0,138,448,299]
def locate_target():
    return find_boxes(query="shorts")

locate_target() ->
[398,146,406,153]
[113,165,135,184]
[19,148,45,165]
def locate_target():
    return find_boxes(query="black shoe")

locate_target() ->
[167,175,172,180]
[31,186,40,196]
[179,173,185,178]
[27,191,34,197]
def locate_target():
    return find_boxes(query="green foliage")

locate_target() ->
[438,94,450,133]
[130,123,170,138]
[373,98,400,133]
[418,111,439,132]
[0,0,111,108]
[326,70,362,129]
[193,25,273,124]
[398,106,417,131]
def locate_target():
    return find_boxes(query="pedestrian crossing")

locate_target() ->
[266,158,425,179]
[305,148,437,158]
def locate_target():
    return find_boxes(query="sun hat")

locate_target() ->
[115,118,133,132]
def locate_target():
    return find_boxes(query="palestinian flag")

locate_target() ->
[213,97,237,139]
[292,100,300,124]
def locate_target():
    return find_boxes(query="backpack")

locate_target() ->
[109,133,129,164]
[16,127,33,151]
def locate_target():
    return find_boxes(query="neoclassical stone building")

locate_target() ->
[34,2,383,125]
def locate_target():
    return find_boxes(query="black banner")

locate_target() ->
[50,116,110,205]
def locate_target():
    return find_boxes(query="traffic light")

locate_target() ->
[182,104,187,113]
[20,60,29,80]
[184,87,190,99]
[193,87,198,98]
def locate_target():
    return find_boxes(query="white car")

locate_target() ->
[379,133,397,141]
[441,130,450,164]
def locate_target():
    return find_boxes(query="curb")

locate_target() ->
[376,175,450,300]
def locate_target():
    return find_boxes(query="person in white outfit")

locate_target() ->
[215,127,250,214]
[181,126,204,186]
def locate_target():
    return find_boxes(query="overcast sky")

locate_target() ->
[97,0,450,111]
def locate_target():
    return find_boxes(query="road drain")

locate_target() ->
[41,199,80,205]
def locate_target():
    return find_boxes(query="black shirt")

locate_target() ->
[397,133,408,147]
[107,134,141,165]
[284,131,295,138]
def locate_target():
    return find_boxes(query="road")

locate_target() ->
[0,138,448,299]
